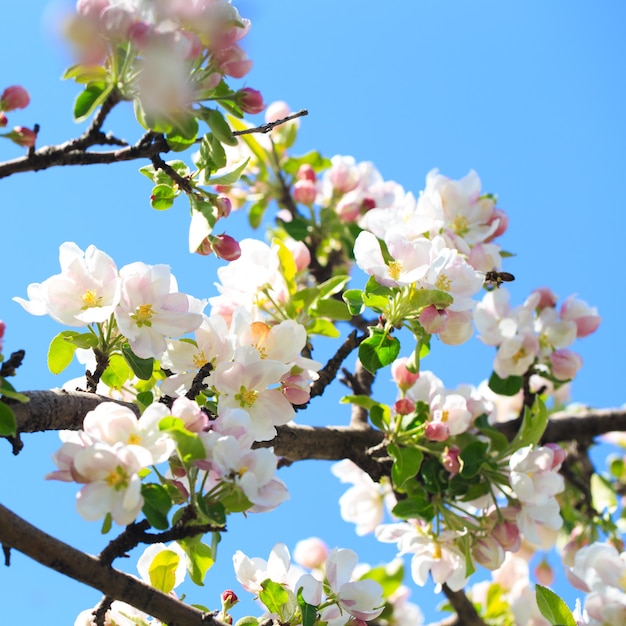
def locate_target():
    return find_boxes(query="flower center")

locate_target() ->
[131,303,154,327]
[106,465,130,491]
[451,215,469,236]
[436,274,451,292]
[193,350,208,369]
[235,386,258,408]
[388,259,403,281]
[81,289,101,309]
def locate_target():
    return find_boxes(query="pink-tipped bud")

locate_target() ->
[0,320,5,353]
[394,398,415,416]
[425,420,449,442]
[265,100,290,124]
[545,443,566,470]
[0,112,7,128]
[329,159,359,193]
[473,537,505,570]
[293,179,317,206]
[293,537,329,569]
[221,590,239,607]
[297,164,316,182]
[195,237,214,256]
[215,196,232,219]
[560,295,601,338]
[492,519,521,552]
[361,197,377,212]
[10,126,36,147]
[442,446,461,475]
[550,348,582,381]
[214,45,253,78]
[282,374,311,405]
[419,305,448,334]
[1,86,30,112]
[238,87,265,114]
[213,234,241,261]
[485,208,509,241]
[287,240,311,273]
[532,286,559,310]
[336,200,361,222]
[391,357,419,391]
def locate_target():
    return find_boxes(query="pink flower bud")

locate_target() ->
[394,398,415,415]
[10,126,36,147]
[361,197,377,212]
[419,305,448,334]
[485,208,509,241]
[550,348,582,381]
[391,357,419,391]
[329,159,359,193]
[491,518,521,552]
[560,295,601,338]
[425,420,449,442]
[473,537,505,570]
[545,443,566,470]
[442,446,461,475]
[213,234,241,261]
[534,558,554,586]
[0,320,5,353]
[532,286,559,310]
[293,179,317,206]
[213,45,253,78]
[282,374,311,405]
[0,112,7,128]
[221,590,239,607]
[1,85,30,111]
[194,237,214,256]
[215,196,232,219]
[293,537,329,569]
[297,164,316,182]
[336,200,361,222]
[238,87,265,114]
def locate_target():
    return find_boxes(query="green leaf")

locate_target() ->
[159,416,206,463]
[317,275,350,300]
[180,537,215,586]
[535,585,577,626]
[204,108,238,146]
[0,379,29,403]
[148,549,180,594]
[206,158,250,186]
[234,618,259,626]
[488,371,523,396]
[406,288,453,311]
[0,401,17,437]
[391,492,433,521]
[389,442,423,491]
[297,587,318,626]
[279,214,310,241]
[282,151,332,175]
[141,483,172,530]
[591,473,618,514]
[47,331,80,374]
[101,353,132,389]
[150,183,178,210]
[369,404,390,430]
[311,298,352,321]
[343,289,365,316]
[458,440,489,478]
[306,318,340,338]
[248,199,268,229]
[101,513,112,535]
[62,64,108,83]
[502,398,549,458]
[359,327,401,373]
[121,344,154,380]
[259,579,290,616]
[74,82,112,122]
[474,414,510,452]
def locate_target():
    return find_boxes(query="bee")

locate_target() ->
[484,269,515,289]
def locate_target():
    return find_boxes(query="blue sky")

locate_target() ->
[2,1,626,623]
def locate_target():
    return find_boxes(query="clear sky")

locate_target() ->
[2,1,626,624]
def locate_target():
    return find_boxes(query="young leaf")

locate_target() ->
[296,587,318,626]
[259,579,290,616]
[121,344,154,380]
[159,416,206,463]
[205,157,250,186]
[488,371,523,396]
[535,585,577,626]
[74,82,112,122]
[204,108,238,146]
[388,442,423,491]
[180,537,215,586]
[359,327,400,373]
[141,483,172,530]
[47,331,80,375]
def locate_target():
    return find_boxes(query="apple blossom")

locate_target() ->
[293,537,329,569]
[114,261,203,359]
[13,242,118,326]
[0,85,30,111]
[233,542,293,594]
[561,294,601,338]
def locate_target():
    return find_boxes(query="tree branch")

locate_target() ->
[0,503,227,626]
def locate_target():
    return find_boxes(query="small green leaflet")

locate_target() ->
[359,327,400,373]
[148,549,180,594]
[0,401,17,437]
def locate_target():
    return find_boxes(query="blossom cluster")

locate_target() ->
[14,242,202,360]
[68,0,262,118]
[475,286,600,380]
[0,85,36,147]
[233,541,386,625]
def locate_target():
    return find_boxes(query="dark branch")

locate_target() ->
[233,109,308,136]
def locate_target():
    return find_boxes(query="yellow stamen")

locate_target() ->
[105,465,130,490]
[81,289,101,309]
[388,259,403,281]
[131,303,154,327]
[436,274,451,292]
[193,350,208,369]
[235,387,258,408]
